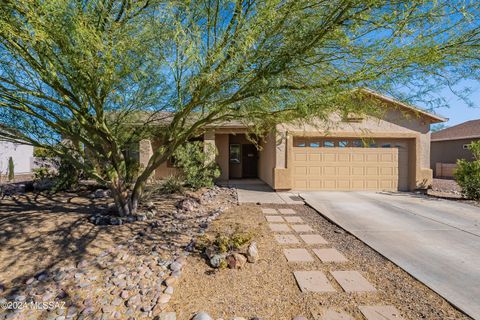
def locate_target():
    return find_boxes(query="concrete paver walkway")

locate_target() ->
[301,191,480,319]
[225,179,304,204]
[261,206,401,320]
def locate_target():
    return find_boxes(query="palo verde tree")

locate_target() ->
[0,1,479,215]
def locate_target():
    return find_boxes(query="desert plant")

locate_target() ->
[1,1,479,215]
[454,141,480,200]
[173,142,220,190]
[160,175,184,194]
[7,157,14,181]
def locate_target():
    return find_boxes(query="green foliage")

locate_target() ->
[0,1,479,213]
[53,158,81,192]
[33,167,54,181]
[454,141,480,200]
[173,141,220,190]
[33,147,56,158]
[7,157,14,181]
[197,230,253,254]
[160,175,184,194]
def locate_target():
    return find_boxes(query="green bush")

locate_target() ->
[160,175,184,194]
[454,141,480,200]
[173,141,220,190]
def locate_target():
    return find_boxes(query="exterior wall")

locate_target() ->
[215,134,229,181]
[0,141,34,175]
[258,131,276,187]
[431,138,479,176]
[273,109,433,190]
[151,139,179,179]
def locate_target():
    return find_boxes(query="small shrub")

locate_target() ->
[173,141,220,190]
[7,157,14,181]
[33,167,53,180]
[160,175,184,194]
[454,141,480,200]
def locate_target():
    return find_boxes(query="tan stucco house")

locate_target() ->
[431,119,480,178]
[139,90,445,192]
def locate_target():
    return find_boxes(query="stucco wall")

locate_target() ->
[431,138,479,176]
[258,131,276,187]
[0,141,33,174]
[215,134,229,181]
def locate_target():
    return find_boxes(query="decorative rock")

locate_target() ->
[227,253,247,269]
[209,254,226,268]
[164,276,176,286]
[120,290,129,299]
[192,312,213,320]
[246,242,259,263]
[111,298,123,306]
[164,286,174,295]
[26,277,35,285]
[170,261,182,271]
[157,294,171,304]
[155,312,176,320]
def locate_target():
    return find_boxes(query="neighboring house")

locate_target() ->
[0,140,34,179]
[431,119,480,178]
[139,90,445,192]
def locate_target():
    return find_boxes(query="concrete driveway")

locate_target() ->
[301,191,480,320]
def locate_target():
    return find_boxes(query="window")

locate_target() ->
[338,141,349,148]
[323,141,335,147]
[229,144,241,163]
[369,143,378,148]
[309,140,320,147]
[382,143,391,148]
[351,140,363,147]
[294,138,306,147]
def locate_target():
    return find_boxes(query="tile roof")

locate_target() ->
[431,119,480,141]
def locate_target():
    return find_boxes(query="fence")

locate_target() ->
[435,163,457,178]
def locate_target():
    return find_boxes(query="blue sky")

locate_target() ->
[422,80,480,127]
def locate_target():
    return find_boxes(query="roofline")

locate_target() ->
[431,135,480,142]
[359,88,448,123]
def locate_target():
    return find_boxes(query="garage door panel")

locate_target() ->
[323,153,336,162]
[324,166,336,175]
[309,166,321,175]
[351,166,364,176]
[294,153,307,161]
[292,146,402,191]
[352,153,365,162]
[294,166,307,175]
[337,166,350,175]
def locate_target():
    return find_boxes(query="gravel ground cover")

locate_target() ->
[428,178,479,207]
[172,203,470,320]
[0,186,236,319]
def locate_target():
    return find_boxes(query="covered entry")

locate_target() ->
[292,137,410,191]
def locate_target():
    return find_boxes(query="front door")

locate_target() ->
[242,144,258,178]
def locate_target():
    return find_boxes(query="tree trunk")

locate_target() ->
[109,178,138,216]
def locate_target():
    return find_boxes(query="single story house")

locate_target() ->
[431,119,480,178]
[0,140,34,180]
[139,90,445,192]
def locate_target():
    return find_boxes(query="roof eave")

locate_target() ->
[359,88,448,123]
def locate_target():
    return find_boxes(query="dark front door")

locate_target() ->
[242,144,258,178]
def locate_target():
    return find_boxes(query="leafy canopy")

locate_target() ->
[0,0,479,212]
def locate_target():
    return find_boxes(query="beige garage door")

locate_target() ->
[292,138,409,191]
